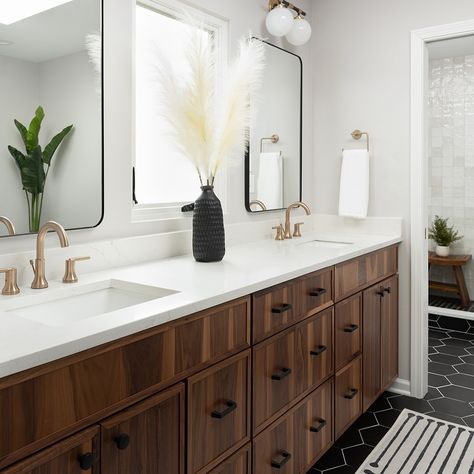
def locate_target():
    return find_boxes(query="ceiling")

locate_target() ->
[0,0,100,63]
[428,35,474,60]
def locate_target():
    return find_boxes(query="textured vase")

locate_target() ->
[193,186,225,262]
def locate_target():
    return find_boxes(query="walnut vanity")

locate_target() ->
[0,244,399,474]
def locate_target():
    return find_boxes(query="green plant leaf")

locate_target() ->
[26,106,45,154]
[8,145,26,171]
[19,146,45,194]
[43,124,73,165]
[14,120,28,149]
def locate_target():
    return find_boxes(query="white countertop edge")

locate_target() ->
[0,235,402,379]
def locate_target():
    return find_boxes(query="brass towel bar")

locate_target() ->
[260,134,280,153]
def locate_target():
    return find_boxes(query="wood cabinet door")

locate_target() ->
[188,351,251,474]
[335,356,362,439]
[362,285,383,412]
[1,427,99,474]
[335,294,362,371]
[381,275,399,391]
[208,444,251,474]
[101,384,184,474]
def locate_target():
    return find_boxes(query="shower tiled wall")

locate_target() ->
[429,55,474,298]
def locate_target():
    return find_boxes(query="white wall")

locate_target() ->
[311,0,474,382]
[0,0,314,253]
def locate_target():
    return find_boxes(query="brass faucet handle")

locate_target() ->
[272,225,285,241]
[63,256,91,284]
[293,222,304,238]
[0,268,20,296]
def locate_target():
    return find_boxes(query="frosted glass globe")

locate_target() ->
[265,6,294,37]
[286,17,312,45]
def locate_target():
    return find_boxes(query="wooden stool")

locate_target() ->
[429,252,472,306]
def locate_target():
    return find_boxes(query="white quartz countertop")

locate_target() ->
[0,230,401,379]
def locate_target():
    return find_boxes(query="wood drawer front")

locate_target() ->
[335,294,362,371]
[253,281,298,343]
[297,269,333,319]
[207,444,251,474]
[0,426,100,474]
[252,269,333,344]
[335,356,362,439]
[100,384,184,474]
[253,380,333,474]
[0,297,250,467]
[334,245,398,301]
[188,351,251,474]
[253,311,333,434]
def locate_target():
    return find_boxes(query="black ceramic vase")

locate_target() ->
[193,186,225,262]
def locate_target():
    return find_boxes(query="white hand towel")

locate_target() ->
[257,152,283,209]
[338,149,370,219]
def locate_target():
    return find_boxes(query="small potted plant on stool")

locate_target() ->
[428,215,463,257]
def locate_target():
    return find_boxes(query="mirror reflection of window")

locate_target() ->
[134,1,226,217]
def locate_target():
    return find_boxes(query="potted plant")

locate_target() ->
[428,215,463,257]
[8,106,73,232]
[156,29,265,262]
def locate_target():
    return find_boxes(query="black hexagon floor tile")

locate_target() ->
[439,384,474,402]
[467,347,474,354]
[429,329,449,338]
[455,364,474,376]
[312,445,345,471]
[389,395,433,413]
[430,397,474,417]
[429,361,458,375]
[430,353,464,365]
[350,412,378,430]
[360,425,389,446]
[424,387,442,400]
[447,373,474,389]
[464,414,474,428]
[343,444,374,468]
[461,355,474,364]
[367,397,391,413]
[437,345,469,356]
[375,408,402,427]
[429,337,445,347]
[442,338,474,348]
[428,347,438,355]
[428,373,450,387]
[334,427,362,449]
[447,331,474,341]
[426,411,467,425]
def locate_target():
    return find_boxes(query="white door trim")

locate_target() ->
[410,19,474,399]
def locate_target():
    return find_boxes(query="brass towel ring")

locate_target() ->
[260,134,280,153]
[350,129,370,152]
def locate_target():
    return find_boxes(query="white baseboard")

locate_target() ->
[389,378,411,396]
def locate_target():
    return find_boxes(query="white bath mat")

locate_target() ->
[356,409,474,473]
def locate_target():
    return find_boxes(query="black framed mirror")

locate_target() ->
[0,0,103,237]
[245,38,302,213]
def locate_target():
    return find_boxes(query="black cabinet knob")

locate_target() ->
[271,450,291,469]
[115,433,130,450]
[344,324,359,333]
[310,418,327,433]
[344,388,359,400]
[310,345,327,357]
[271,367,292,381]
[78,453,94,471]
[211,400,237,419]
[384,287,392,294]
[271,303,292,314]
[309,288,327,297]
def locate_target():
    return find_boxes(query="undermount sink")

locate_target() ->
[6,279,178,327]
[297,239,354,249]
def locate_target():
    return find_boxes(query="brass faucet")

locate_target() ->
[0,216,15,236]
[30,221,70,289]
[284,202,311,239]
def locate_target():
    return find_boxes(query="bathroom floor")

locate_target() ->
[309,321,474,473]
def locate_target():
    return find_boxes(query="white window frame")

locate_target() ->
[132,0,229,223]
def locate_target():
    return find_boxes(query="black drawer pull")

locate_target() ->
[272,367,292,381]
[309,288,327,297]
[271,303,292,314]
[310,418,327,433]
[115,433,130,450]
[271,450,291,469]
[377,289,385,297]
[344,388,359,400]
[78,453,94,471]
[344,324,359,333]
[384,287,392,294]
[211,400,237,419]
[310,345,327,357]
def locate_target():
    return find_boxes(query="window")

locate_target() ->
[133,0,227,221]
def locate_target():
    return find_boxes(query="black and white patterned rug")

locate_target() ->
[356,409,474,473]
